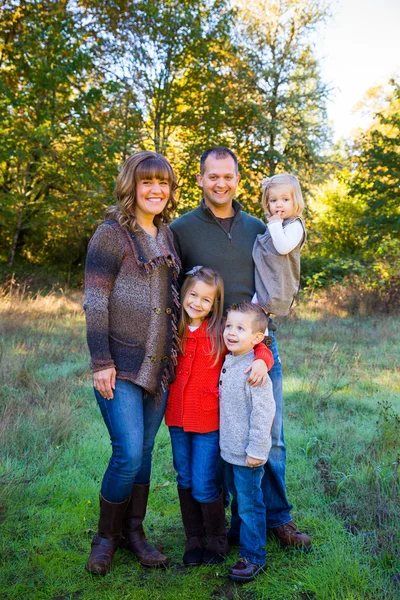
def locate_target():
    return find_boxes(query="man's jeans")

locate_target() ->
[169,427,220,503]
[94,380,167,503]
[226,463,266,565]
[229,333,292,532]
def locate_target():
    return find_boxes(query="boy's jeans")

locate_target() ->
[229,333,293,531]
[169,427,220,503]
[226,462,266,565]
[94,380,167,503]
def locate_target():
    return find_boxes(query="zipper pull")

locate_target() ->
[228,233,232,241]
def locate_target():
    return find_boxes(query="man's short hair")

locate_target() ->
[227,302,268,334]
[200,147,239,175]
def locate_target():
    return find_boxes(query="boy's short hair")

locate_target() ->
[227,302,268,334]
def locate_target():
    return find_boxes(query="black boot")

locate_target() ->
[85,495,130,576]
[178,487,205,566]
[201,491,228,565]
[120,483,169,568]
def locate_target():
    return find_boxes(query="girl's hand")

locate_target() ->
[246,455,263,468]
[93,367,116,400]
[267,213,283,224]
[244,359,267,387]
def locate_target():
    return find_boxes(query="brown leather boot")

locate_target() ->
[178,487,205,566]
[120,483,169,568]
[85,495,130,576]
[270,520,312,551]
[200,491,228,565]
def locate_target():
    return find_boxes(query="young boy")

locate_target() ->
[220,302,276,583]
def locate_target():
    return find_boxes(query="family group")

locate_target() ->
[83,146,308,583]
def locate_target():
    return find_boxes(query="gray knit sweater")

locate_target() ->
[219,350,276,467]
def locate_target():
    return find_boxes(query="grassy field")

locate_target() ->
[0,288,399,600]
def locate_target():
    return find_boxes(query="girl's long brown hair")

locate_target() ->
[106,150,178,230]
[179,267,225,365]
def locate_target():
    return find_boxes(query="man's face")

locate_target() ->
[196,155,240,214]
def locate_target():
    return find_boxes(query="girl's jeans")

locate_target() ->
[94,379,167,503]
[226,462,266,565]
[169,427,220,503]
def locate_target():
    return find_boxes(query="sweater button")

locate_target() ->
[154,307,161,314]
[222,368,226,373]
[165,307,172,314]
[161,356,169,363]
[219,380,222,386]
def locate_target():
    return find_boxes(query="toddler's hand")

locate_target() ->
[246,455,263,468]
[267,213,283,224]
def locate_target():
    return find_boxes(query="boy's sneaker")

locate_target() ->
[228,558,264,583]
[270,520,311,551]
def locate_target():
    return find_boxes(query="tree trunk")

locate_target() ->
[7,207,23,268]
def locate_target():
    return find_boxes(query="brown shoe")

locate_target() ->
[120,484,169,568]
[270,520,311,550]
[85,495,130,576]
[228,558,265,583]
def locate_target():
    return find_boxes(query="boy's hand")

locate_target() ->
[267,213,283,224]
[245,359,268,387]
[93,367,116,400]
[246,455,264,468]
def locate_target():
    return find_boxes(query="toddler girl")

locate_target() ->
[253,173,306,316]
[165,266,273,567]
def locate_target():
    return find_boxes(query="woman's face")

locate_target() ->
[135,177,170,221]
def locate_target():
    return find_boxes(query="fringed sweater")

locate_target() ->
[84,220,181,397]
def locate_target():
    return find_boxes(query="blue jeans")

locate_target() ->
[229,333,292,531]
[262,333,293,527]
[95,380,167,503]
[226,463,266,565]
[169,427,220,503]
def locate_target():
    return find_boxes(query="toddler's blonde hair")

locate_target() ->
[261,173,304,218]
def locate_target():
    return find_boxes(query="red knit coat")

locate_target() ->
[165,320,274,433]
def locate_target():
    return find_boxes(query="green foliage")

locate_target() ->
[0,0,331,270]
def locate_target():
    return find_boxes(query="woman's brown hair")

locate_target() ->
[105,151,178,230]
[179,266,225,365]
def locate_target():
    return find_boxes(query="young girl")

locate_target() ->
[165,267,273,567]
[252,173,306,316]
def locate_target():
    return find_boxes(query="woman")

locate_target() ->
[84,151,181,575]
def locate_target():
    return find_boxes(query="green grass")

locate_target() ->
[1,290,399,599]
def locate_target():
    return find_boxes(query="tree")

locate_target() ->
[349,80,400,247]
[228,0,330,210]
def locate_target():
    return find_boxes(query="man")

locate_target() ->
[170,147,311,553]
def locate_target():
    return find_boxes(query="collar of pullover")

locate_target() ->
[196,199,242,224]
[224,349,255,365]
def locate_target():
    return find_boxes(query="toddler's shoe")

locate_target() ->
[228,558,264,583]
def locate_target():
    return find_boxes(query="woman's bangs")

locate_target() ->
[135,157,171,182]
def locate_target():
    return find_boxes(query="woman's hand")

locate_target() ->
[244,359,268,387]
[93,367,117,400]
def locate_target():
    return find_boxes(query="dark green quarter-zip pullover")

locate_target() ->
[170,200,265,312]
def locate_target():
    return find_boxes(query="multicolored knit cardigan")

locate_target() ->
[84,219,181,399]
